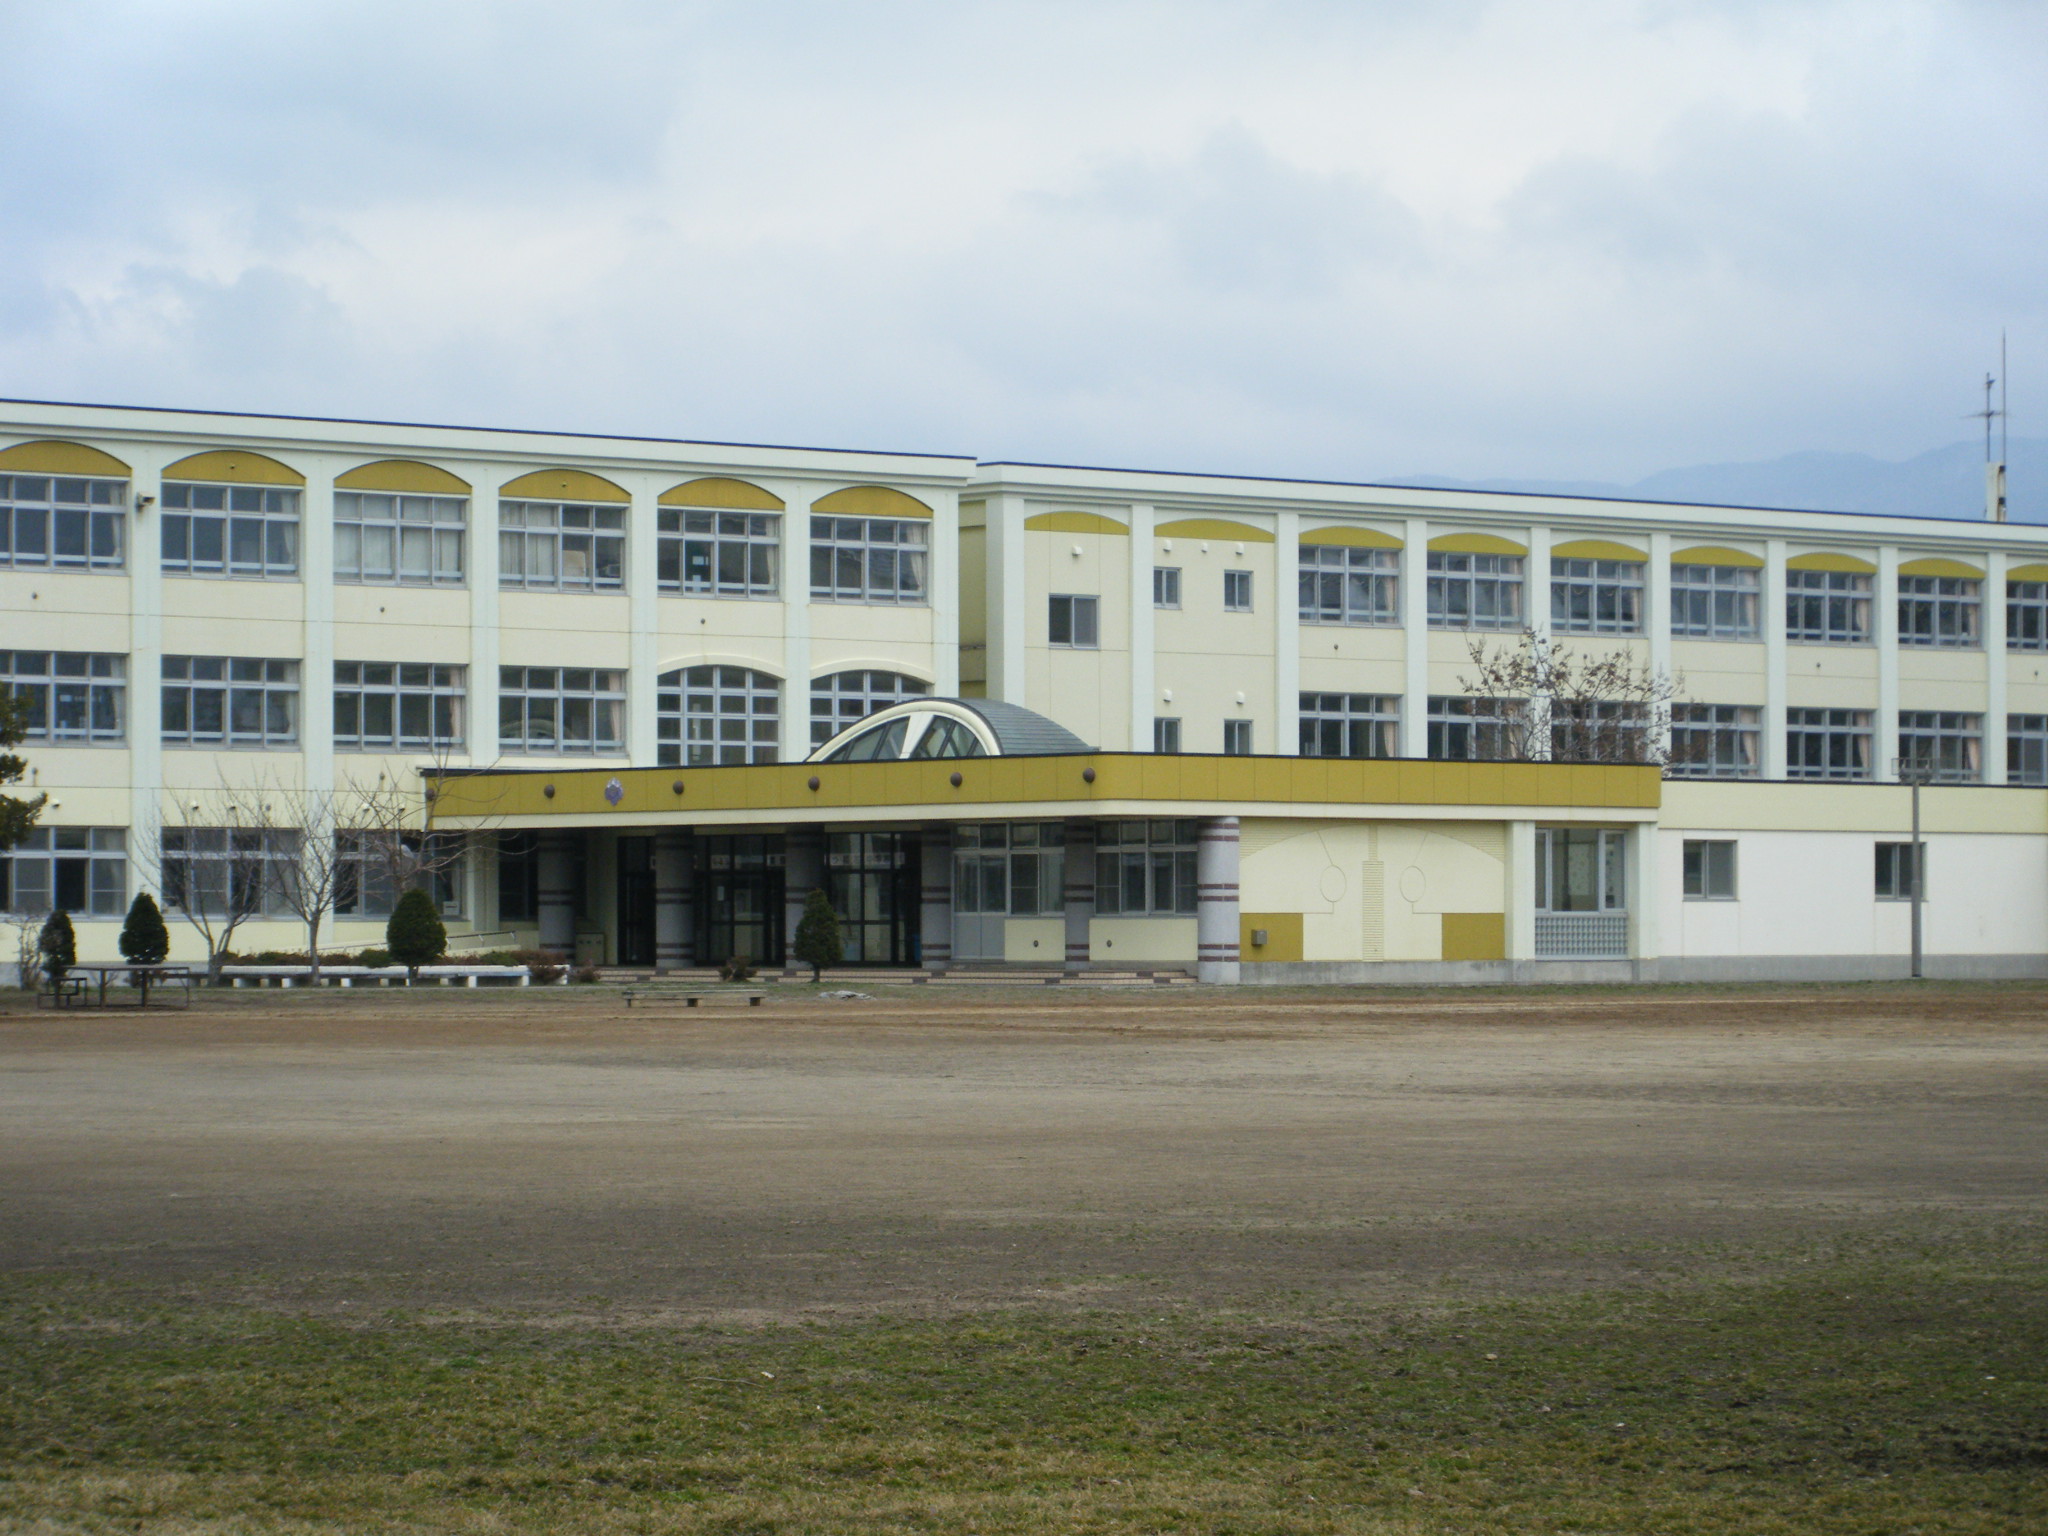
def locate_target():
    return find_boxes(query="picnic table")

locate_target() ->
[56,963,195,1009]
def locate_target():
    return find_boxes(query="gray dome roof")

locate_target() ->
[949,698,1093,755]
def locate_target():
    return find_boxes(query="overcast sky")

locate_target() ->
[1,0,2040,484]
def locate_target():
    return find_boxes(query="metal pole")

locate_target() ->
[1909,777,1923,980]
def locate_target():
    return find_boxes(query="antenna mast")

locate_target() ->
[1973,334,2009,522]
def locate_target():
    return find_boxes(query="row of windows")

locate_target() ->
[1679,839,1928,901]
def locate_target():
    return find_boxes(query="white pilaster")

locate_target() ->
[779,484,812,761]
[1985,550,2008,784]
[1627,820,1659,965]
[987,493,1028,703]
[1505,820,1536,961]
[298,457,336,799]
[1646,530,1673,761]
[1401,517,1429,757]
[469,469,503,767]
[1763,539,1788,779]
[1877,544,1900,777]
[1128,501,1155,753]
[1274,511,1301,754]
[1527,526,1552,758]
[128,447,165,896]
[625,476,660,766]
[930,486,961,697]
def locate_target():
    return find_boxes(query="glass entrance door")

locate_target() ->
[615,835,655,966]
[693,835,784,970]
[825,832,919,964]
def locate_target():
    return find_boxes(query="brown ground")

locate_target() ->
[2,983,2043,1319]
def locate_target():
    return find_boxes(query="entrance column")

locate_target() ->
[782,825,823,975]
[919,828,953,973]
[1196,816,1241,984]
[1062,819,1096,971]
[653,830,692,973]
[537,833,576,954]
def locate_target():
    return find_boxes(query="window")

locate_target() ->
[333,662,465,751]
[0,474,125,570]
[1,828,125,917]
[161,482,299,578]
[1222,719,1253,755]
[657,665,779,766]
[1897,711,1981,782]
[1153,716,1181,754]
[160,826,297,919]
[1428,696,1519,761]
[1428,551,1522,629]
[659,509,779,597]
[1094,820,1198,917]
[954,823,1065,918]
[1670,564,1759,639]
[0,652,124,744]
[1300,545,1397,626]
[499,500,625,591]
[1786,569,1871,644]
[161,656,299,748]
[1682,840,1737,900]
[335,831,465,920]
[1535,828,1627,916]
[1048,594,1099,648]
[809,516,927,604]
[497,831,541,922]
[1551,558,1643,635]
[1668,703,1760,778]
[334,492,465,585]
[1299,693,1398,759]
[497,666,624,755]
[1875,842,1922,901]
[2009,581,2048,652]
[1786,707,1871,780]
[2010,715,2048,786]
[1153,566,1181,608]
[1549,700,1652,764]
[1897,576,1980,648]
[810,670,930,749]
[1223,569,1254,612]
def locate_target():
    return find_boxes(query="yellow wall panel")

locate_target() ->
[1023,511,1128,535]
[1240,912,1305,962]
[1300,525,1402,549]
[162,449,304,486]
[1551,538,1648,561]
[813,485,933,518]
[335,459,471,493]
[0,439,131,475]
[659,476,784,509]
[1154,517,1275,543]
[1671,544,1763,568]
[1897,557,1983,578]
[1441,912,1506,961]
[1428,532,1527,556]
[500,468,629,502]
[1787,550,1877,573]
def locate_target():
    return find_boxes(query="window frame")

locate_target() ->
[1299,692,1399,759]
[0,473,126,572]
[2009,713,2048,786]
[160,655,300,749]
[1669,563,1760,640]
[1785,707,1872,781]
[333,661,466,752]
[1300,544,1398,626]
[808,515,929,605]
[809,669,930,749]
[497,665,626,756]
[1153,565,1181,608]
[0,827,127,917]
[1681,839,1737,900]
[1153,716,1182,754]
[498,500,626,592]
[1874,841,1922,901]
[2008,581,2048,652]
[1896,710,1982,783]
[1048,594,1100,649]
[657,665,780,767]
[1427,550,1523,630]
[1093,819,1199,917]
[1223,568,1254,613]
[1533,826,1628,913]
[0,651,125,745]
[334,491,466,586]
[1785,568,1872,645]
[1667,703,1760,779]
[1897,575,1980,649]
[161,481,300,580]
[159,826,299,920]
[659,507,780,599]
[1550,557,1644,636]
[1427,695,1520,761]
[1222,718,1253,755]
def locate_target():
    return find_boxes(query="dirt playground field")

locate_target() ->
[4,982,2042,1316]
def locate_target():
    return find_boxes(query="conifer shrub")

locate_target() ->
[385,889,447,984]
[791,887,844,983]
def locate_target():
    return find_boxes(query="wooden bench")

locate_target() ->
[620,987,766,1009]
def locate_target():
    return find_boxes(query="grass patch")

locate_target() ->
[3,1251,2044,1534]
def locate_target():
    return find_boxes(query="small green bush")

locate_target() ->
[791,887,843,982]
[385,890,447,983]
[37,909,76,985]
[117,893,170,966]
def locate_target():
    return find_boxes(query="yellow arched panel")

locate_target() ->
[2008,563,2048,583]
[1787,551,1876,574]
[1551,538,1647,562]
[659,476,785,511]
[1025,511,1128,535]
[0,439,131,476]
[501,468,629,503]
[1300,525,1402,550]
[162,450,304,486]
[1671,544,1764,569]
[1428,532,1527,556]
[335,459,471,495]
[1153,517,1275,543]
[1898,557,1983,579]
[812,485,933,519]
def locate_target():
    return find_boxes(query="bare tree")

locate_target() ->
[136,783,292,983]
[1459,631,1679,766]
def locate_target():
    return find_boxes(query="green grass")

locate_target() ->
[4,1248,2045,1534]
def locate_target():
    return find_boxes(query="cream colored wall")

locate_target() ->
[1022,526,1132,749]
[1004,918,1063,962]
[1785,644,1878,708]
[1670,639,1767,706]
[1153,535,1279,752]
[1238,817,1508,963]
[1089,916,1195,963]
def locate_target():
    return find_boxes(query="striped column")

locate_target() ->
[653,830,692,972]
[919,828,953,972]
[1062,819,1096,970]
[536,833,576,952]
[1196,816,1241,984]
[782,826,823,973]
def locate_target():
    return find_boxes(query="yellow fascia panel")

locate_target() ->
[501,468,630,503]
[1301,525,1402,549]
[1240,912,1304,963]
[1898,557,1983,579]
[1429,532,1527,556]
[1154,517,1276,543]
[1551,538,1647,562]
[1024,511,1128,535]
[1788,551,1877,574]
[0,439,132,475]
[813,485,933,519]
[162,450,305,486]
[659,477,785,510]
[1214,756,1259,802]
[1289,756,1331,804]
[335,459,471,494]
[1176,755,1221,801]
[2009,563,2048,582]
[1464,760,1507,805]
[1672,544,1764,568]
[1441,912,1506,962]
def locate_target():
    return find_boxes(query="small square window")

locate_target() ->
[1223,570,1253,612]
[1153,716,1181,754]
[1222,719,1252,755]
[1875,842,1922,900]
[1682,840,1736,899]
[1049,594,1100,648]
[1153,566,1181,608]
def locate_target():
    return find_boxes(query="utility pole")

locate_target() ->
[1893,756,1935,979]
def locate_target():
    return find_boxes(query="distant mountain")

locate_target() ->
[1384,437,2046,524]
